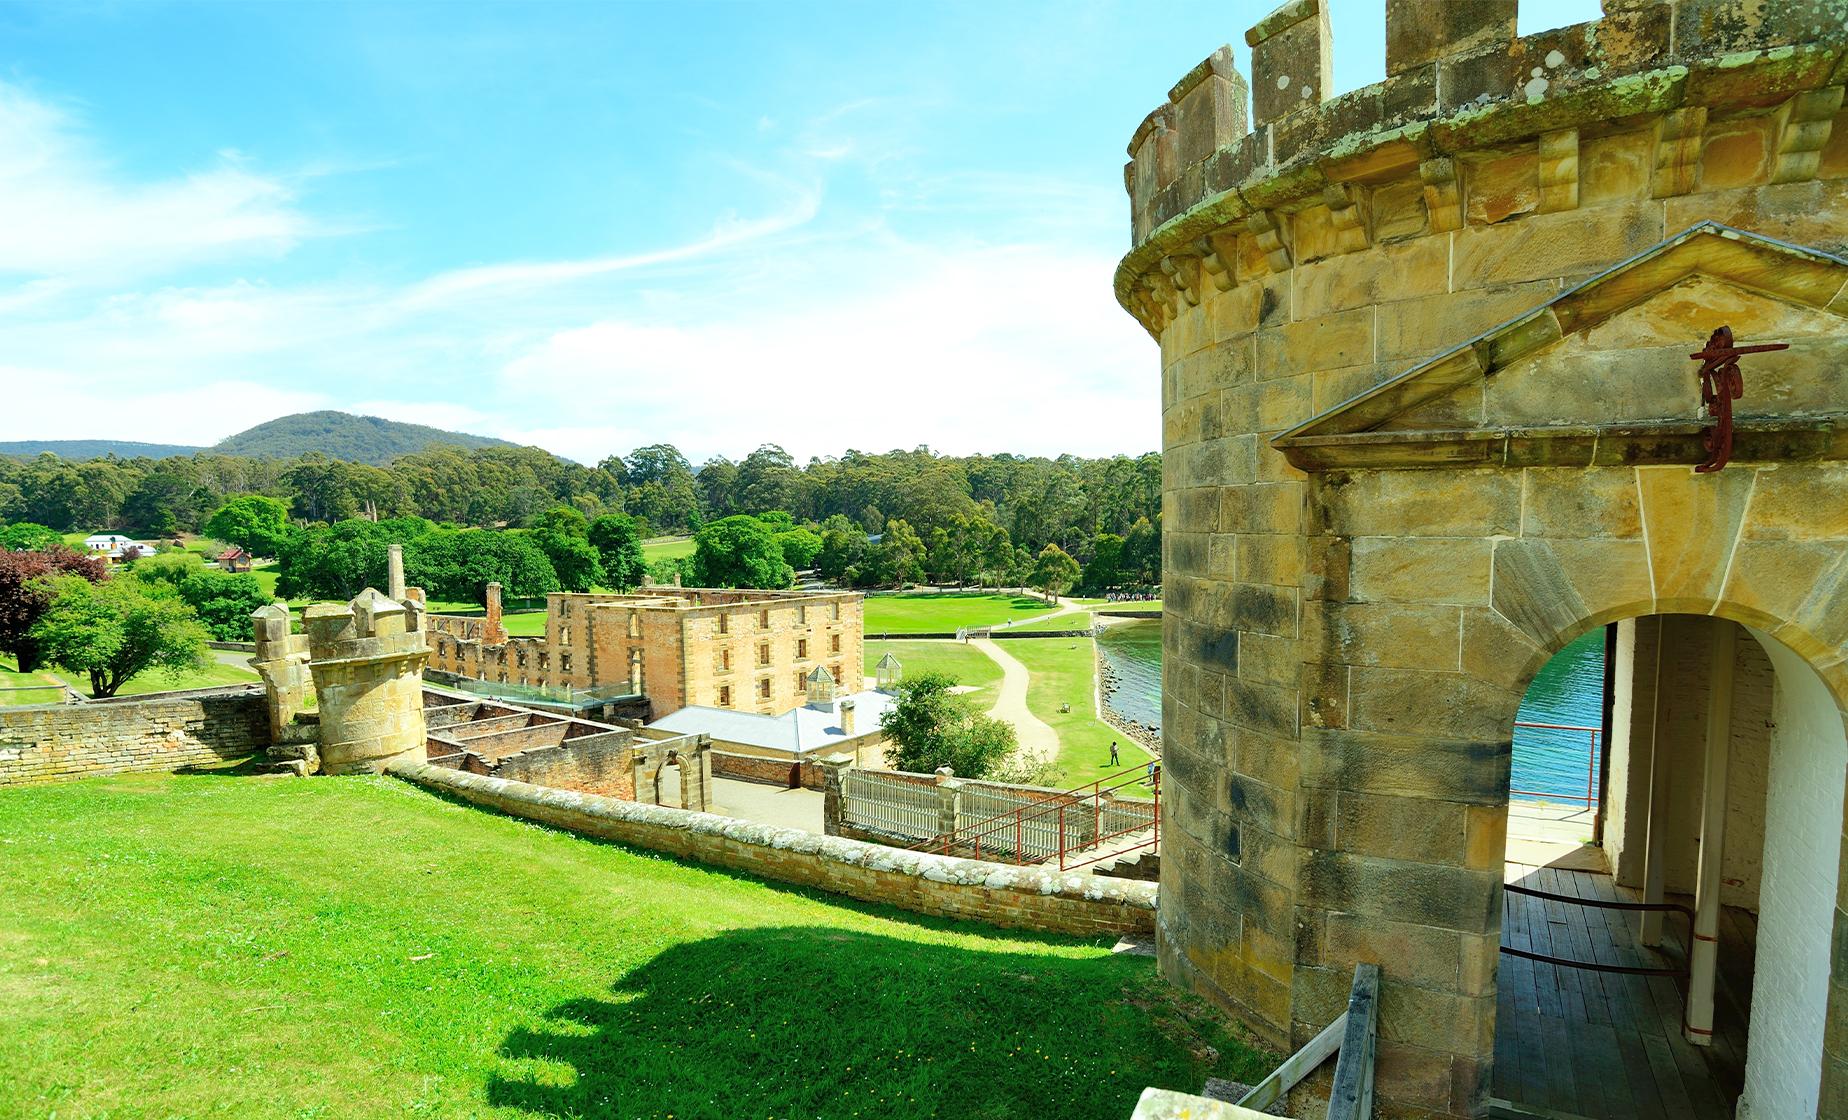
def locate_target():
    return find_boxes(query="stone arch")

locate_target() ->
[1471,599,1848,1118]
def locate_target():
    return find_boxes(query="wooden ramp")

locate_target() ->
[1490,860,1753,1120]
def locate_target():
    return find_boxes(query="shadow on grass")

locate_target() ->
[173,754,271,777]
[488,926,1268,1120]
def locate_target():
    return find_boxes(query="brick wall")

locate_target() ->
[392,761,1155,936]
[489,730,637,799]
[0,687,269,787]
[712,750,803,788]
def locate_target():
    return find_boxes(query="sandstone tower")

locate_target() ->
[302,589,431,774]
[1120,2,1848,1116]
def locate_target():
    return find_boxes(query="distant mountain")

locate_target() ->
[214,411,520,464]
[0,439,204,460]
[0,411,527,466]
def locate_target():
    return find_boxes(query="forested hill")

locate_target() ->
[211,411,518,464]
[0,439,204,460]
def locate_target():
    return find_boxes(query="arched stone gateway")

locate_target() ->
[1118,2,1848,1115]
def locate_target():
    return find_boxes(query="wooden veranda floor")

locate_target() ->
[1489,858,1754,1119]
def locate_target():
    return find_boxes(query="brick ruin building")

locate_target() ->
[424,585,864,720]
[1121,1,1848,1116]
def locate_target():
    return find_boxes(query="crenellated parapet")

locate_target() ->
[303,589,431,775]
[1118,0,1848,335]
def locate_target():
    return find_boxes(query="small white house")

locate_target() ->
[82,534,150,562]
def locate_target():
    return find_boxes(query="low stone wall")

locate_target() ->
[479,731,636,799]
[391,762,1156,936]
[712,750,805,788]
[0,686,269,787]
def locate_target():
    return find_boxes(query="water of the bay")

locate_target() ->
[1097,618,1608,804]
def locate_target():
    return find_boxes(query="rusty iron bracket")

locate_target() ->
[1689,326,1789,472]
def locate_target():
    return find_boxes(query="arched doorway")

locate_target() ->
[1491,614,1848,1119]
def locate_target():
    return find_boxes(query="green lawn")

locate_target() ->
[1003,638,1155,790]
[500,611,548,637]
[0,772,1265,1119]
[642,535,696,562]
[0,654,259,704]
[1097,600,1162,615]
[864,639,1006,698]
[1007,610,1096,633]
[864,592,1059,635]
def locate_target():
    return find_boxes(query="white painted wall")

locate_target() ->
[1738,628,1848,1120]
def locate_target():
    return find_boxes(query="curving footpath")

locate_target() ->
[967,637,1060,765]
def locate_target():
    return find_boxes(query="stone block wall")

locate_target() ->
[481,730,637,799]
[0,687,268,787]
[1120,3,1848,1114]
[392,761,1156,937]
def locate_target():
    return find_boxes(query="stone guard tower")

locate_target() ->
[251,588,431,775]
[1120,2,1848,1116]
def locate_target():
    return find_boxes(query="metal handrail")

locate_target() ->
[1499,881,1694,980]
[906,763,1161,870]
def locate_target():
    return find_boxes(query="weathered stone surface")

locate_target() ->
[1304,600,1464,671]
[1303,728,1511,807]
[1385,0,1516,77]
[1349,536,1494,604]
[1522,467,1643,538]
[1636,464,1756,611]
[1491,538,1589,648]
[1292,234,1450,320]
[1451,202,1665,288]
[1347,667,1521,740]
[1314,469,1522,538]
[1247,0,1332,128]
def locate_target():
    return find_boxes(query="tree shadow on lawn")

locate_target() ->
[487,925,1268,1120]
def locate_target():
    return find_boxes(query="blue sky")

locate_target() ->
[0,0,1598,464]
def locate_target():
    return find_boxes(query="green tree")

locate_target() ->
[0,522,63,552]
[870,518,926,588]
[1081,532,1126,592]
[691,515,793,589]
[0,548,108,671]
[588,513,648,590]
[1030,543,1080,601]
[882,671,1019,779]
[529,506,603,593]
[203,495,293,557]
[132,553,273,642]
[29,575,210,698]
[775,527,824,570]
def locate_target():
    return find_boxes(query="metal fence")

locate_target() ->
[958,784,1090,863]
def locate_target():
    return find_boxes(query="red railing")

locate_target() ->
[907,763,1161,871]
[1510,720,1601,826]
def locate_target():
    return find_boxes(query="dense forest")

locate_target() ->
[0,441,1162,594]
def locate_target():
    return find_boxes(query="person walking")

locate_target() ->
[1108,741,1120,767]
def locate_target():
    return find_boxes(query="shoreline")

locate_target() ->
[1095,641,1160,756]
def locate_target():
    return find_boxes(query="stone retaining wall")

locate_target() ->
[390,761,1156,936]
[0,687,269,787]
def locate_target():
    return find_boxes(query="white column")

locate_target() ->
[1685,621,1736,1046]
[1639,617,1672,946]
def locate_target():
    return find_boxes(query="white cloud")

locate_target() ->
[497,240,1155,463]
[0,83,325,281]
[0,82,1160,464]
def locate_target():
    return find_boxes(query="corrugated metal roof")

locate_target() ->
[647,689,896,756]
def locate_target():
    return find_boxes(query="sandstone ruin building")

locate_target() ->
[423,586,864,721]
[1121,1,1848,1116]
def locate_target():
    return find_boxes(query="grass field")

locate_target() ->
[642,536,695,562]
[0,654,259,704]
[500,611,548,637]
[864,592,1058,635]
[1006,609,1096,633]
[1097,600,1162,615]
[0,772,1265,1119]
[863,639,1006,698]
[1003,638,1155,790]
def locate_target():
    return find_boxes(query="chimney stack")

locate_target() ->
[840,699,856,738]
[387,543,406,601]
[484,581,506,644]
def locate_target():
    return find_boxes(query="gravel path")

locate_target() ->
[967,637,1060,764]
